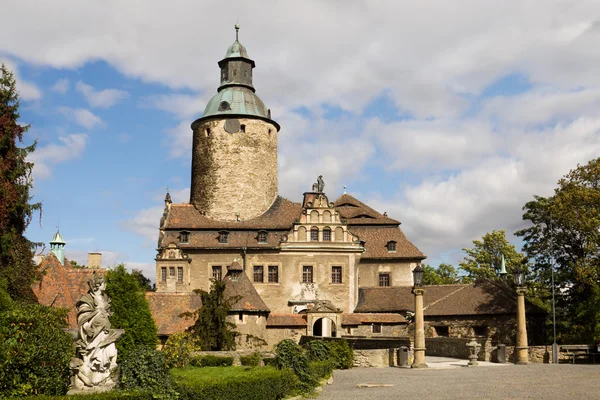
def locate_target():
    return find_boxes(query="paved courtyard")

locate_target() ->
[319,357,600,400]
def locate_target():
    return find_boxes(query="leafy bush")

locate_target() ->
[273,339,315,390]
[309,360,334,381]
[172,366,298,400]
[118,345,176,398]
[105,264,158,358]
[240,352,262,367]
[324,339,354,369]
[305,340,331,362]
[190,355,234,367]
[0,303,73,397]
[163,331,199,368]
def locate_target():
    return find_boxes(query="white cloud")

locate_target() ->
[0,57,42,100]
[51,78,69,94]
[143,93,208,119]
[58,106,104,129]
[75,80,128,108]
[165,120,193,158]
[28,133,88,179]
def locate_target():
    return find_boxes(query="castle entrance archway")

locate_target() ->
[313,317,337,337]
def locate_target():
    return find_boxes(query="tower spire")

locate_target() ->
[235,23,239,41]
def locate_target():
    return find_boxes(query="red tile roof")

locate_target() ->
[342,313,406,325]
[334,194,400,225]
[146,292,202,335]
[349,226,425,259]
[223,267,270,313]
[266,313,308,327]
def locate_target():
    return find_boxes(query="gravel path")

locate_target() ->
[319,363,600,400]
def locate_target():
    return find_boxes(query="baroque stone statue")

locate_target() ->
[70,274,124,392]
[317,175,325,193]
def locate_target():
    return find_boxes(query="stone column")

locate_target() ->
[516,287,529,364]
[412,288,428,368]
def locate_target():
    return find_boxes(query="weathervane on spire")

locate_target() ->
[235,24,240,41]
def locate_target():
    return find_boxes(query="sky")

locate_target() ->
[2,0,600,283]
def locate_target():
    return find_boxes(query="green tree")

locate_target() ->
[105,264,158,357]
[182,279,239,351]
[0,64,41,302]
[131,268,153,291]
[459,230,525,283]
[423,263,460,285]
[516,157,600,343]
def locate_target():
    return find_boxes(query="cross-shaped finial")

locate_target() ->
[235,24,240,41]
[343,185,347,194]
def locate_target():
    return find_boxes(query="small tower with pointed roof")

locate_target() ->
[190,25,280,222]
[49,230,66,265]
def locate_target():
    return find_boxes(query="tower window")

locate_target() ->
[218,231,229,244]
[257,231,268,243]
[323,228,331,241]
[205,128,211,137]
[161,267,167,282]
[378,273,390,287]
[387,241,396,252]
[253,265,264,283]
[302,266,313,283]
[169,267,175,277]
[240,124,246,133]
[177,267,183,283]
[331,266,342,284]
[212,266,222,281]
[268,266,279,283]
[310,227,319,241]
[180,231,189,243]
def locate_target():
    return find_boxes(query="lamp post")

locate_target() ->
[513,265,529,364]
[412,264,428,368]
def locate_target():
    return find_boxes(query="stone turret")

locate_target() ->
[190,25,280,222]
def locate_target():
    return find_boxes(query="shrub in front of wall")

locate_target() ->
[309,360,334,382]
[240,352,262,367]
[162,331,199,368]
[0,303,73,397]
[190,355,234,367]
[304,339,332,362]
[273,339,315,390]
[172,367,298,400]
[324,339,354,369]
[118,345,176,398]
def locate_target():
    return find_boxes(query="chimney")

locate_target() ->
[87,252,102,269]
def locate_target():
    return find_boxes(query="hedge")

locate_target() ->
[172,366,299,400]
[240,352,262,367]
[190,355,234,367]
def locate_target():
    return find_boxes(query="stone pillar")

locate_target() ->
[322,318,331,337]
[412,288,428,368]
[516,287,529,364]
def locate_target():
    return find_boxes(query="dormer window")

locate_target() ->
[218,231,229,244]
[180,231,190,244]
[257,231,268,244]
[387,241,397,253]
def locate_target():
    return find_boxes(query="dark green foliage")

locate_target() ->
[131,268,153,292]
[25,392,154,399]
[516,157,600,343]
[305,339,331,362]
[0,303,73,396]
[105,264,158,357]
[181,279,239,351]
[118,345,175,398]
[0,64,41,302]
[162,331,199,368]
[190,355,234,367]
[273,339,314,390]
[171,366,298,400]
[322,339,354,369]
[240,351,262,367]
[308,360,334,381]
[423,263,460,285]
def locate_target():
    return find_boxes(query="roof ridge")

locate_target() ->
[423,285,468,311]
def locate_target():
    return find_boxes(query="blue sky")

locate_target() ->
[2,1,600,282]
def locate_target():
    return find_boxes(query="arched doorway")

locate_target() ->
[313,317,337,337]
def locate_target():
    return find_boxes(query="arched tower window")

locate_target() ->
[310,227,319,241]
[323,227,331,241]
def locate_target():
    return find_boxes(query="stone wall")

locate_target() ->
[357,260,415,287]
[190,118,278,222]
[353,349,397,368]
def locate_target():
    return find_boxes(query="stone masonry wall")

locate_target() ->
[190,118,278,222]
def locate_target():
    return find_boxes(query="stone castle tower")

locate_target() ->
[190,25,280,221]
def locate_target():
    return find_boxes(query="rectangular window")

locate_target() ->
[323,229,331,241]
[177,267,183,283]
[212,265,222,281]
[180,231,189,243]
[302,265,313,283]
[378,273,390,287]
[253,265,264,283]
[218,232,229,244]
[268,266,279,283]
[472,326,487,337]
[372,324,382,334]
[169,267,175,277]
[258,231,267,243]
[434,326,449,337]
[310,228,319,241]
[331,266,342,284]
[161,267,167,282]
